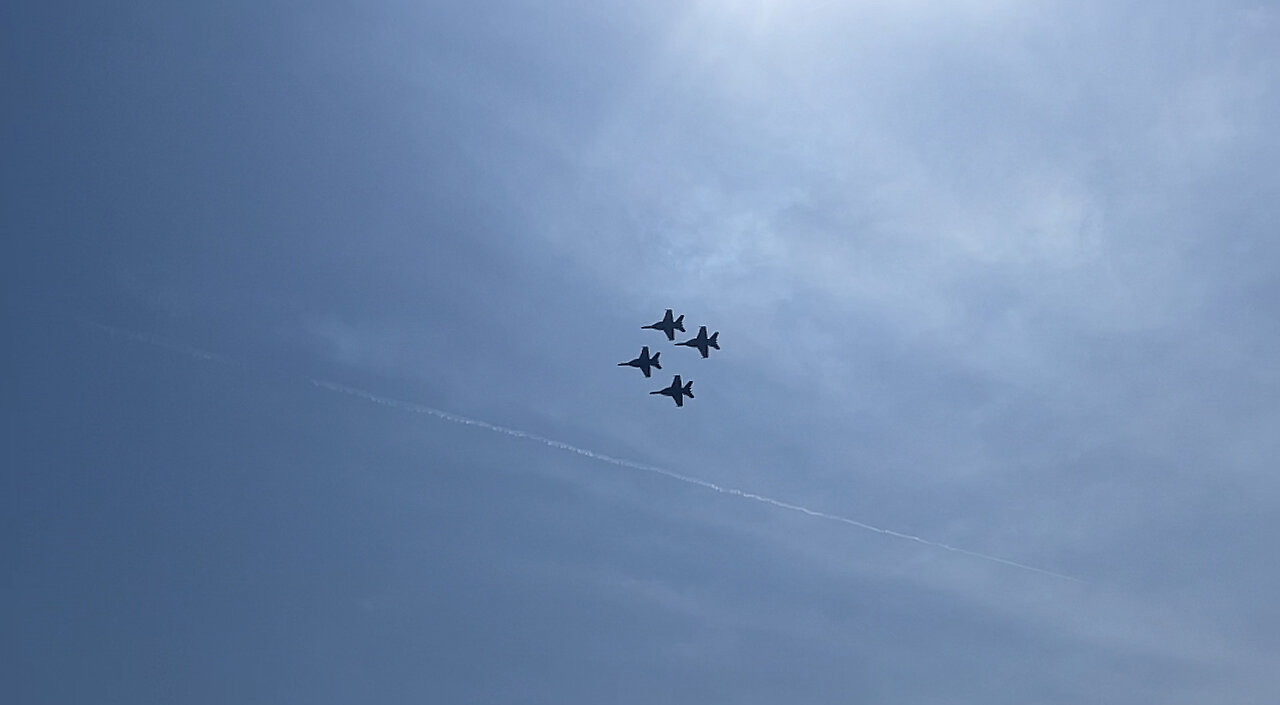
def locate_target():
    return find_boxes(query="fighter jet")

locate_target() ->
[617,346,662,378]
[650,374,694,407]
[676,326,720,358]
[641,309,685,341]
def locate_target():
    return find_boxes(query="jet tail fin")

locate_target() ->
[682,381,694,398]
[651,352,661,368]
[709,331,719,349]
[674,315,685,332]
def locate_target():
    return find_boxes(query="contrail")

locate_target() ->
[311,380,1084,583]
[83,321,1082,583]
[81,321,229,363]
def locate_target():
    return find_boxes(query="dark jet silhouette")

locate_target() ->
[642,309,685,341]
[650,374,694,407]
[617,346,662,377]
[677,325,720,358]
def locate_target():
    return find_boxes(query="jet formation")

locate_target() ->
[618,309,721,407]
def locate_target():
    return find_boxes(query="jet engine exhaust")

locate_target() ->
[312,380,1083,583]
[82,320,1082,583]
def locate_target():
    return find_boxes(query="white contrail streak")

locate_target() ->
[84,321,1082,582]
[81,321,228,363]
[311,380,1084,583]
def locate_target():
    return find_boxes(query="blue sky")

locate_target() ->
[6,1,1280,702]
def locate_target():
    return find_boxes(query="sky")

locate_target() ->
[5,0,1280,702]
